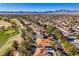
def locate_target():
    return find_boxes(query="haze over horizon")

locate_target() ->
[0,3,79,11]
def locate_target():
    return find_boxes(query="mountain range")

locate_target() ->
[0,10,79,14]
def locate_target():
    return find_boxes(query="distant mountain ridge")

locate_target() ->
[0,10,79,14]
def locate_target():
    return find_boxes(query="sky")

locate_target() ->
[0,3,79,11]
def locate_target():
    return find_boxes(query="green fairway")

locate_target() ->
[0,28,19,47]
[9,18,17,23]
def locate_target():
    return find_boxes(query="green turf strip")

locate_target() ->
[0,28,19,47]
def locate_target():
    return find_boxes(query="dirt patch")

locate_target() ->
[0,20,12,28]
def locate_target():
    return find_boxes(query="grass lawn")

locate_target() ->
[0,28,19,48]
[9,18,17,23]
[0,34,20,55]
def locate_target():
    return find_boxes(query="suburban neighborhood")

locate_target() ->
[0,14,79,56]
